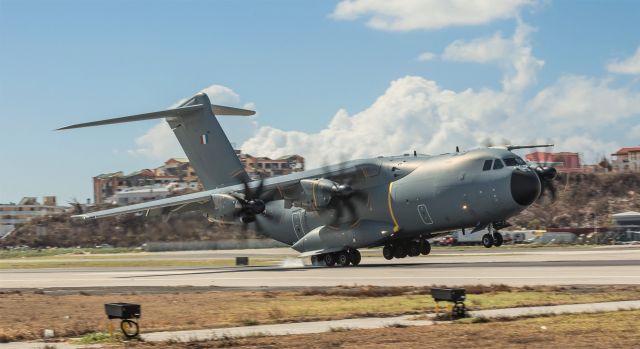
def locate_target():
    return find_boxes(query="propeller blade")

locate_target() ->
[344,199,358,222]
[255,176,265,199]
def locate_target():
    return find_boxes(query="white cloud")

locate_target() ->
[627,125,640,141]
[331,0,535,31]
[416,52,436,61]
[443,33,510,63]
[525,75,640,130]
[241,70,639,169]
[129,85,255,161]
[442,20,544,92]
[607,47,640,75]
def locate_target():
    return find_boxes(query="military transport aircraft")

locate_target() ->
[59,92,558,267]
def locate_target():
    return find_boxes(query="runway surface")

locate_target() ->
[1,246,639,289]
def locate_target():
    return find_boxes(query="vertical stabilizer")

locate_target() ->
[167,93,249,189]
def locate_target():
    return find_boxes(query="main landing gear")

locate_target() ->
[383,239,431,260]
[482,226,503,248]
[312,249,361,267]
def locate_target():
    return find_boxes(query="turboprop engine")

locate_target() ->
[295,178,340,210]
[205,194,240,223]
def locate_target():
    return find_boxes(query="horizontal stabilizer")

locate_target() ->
[57,104,255,130]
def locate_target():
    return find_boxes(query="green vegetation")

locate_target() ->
[70,332,119,344]
[0,247,139,259]
[0,257,279,269]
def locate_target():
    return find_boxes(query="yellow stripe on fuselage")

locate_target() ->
[388,182,400,233]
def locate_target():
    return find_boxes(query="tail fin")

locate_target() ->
[58,92,252,189]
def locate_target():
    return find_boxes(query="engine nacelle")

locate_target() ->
[204,194,240,223]
[293,178,337,211]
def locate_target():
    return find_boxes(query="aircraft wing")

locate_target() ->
[75,159,376,220]
[73,189,216,220]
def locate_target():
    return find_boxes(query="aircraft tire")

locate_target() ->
[408,242,421,257]
[337,252,350,267]
[493,232,504,247]
[383,245,394,260]
[393,244,408,258]
[350,249,361,266]
[324,253,336,266]
[420,240,431,255]
[482,234,494,248]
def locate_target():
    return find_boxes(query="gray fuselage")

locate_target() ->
[253,147,540,253]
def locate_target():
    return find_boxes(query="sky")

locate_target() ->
[1,0,640,204]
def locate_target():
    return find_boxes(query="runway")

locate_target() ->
[1,246,639,289]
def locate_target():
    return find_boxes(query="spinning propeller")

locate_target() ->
[229,174,277,230]
[534,166,558,200]
[322,162,369,227]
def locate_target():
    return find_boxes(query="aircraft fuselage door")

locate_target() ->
[291,210,304,240]
[417,204,434,225]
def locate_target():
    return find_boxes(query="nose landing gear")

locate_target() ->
[482,224,504,248]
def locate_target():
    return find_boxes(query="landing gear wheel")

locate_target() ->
[493,232,504,247]
[420,240,431,255]
[383,245,394,260]
[337,252,350,267]
[408,242,420,257]
[393,244,408,258]
[349,249,361,266]
[120,319,139,338]
[482,234,494,248]
[324,253,336,266]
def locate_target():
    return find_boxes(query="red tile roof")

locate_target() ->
[612,147,640,155]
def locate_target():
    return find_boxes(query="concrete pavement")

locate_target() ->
[2,246,639,288]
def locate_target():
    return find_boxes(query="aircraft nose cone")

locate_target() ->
[510,169,541,206]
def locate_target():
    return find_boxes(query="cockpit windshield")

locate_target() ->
[503,157,526,166]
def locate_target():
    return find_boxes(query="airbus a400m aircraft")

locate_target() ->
[60,92,558,267]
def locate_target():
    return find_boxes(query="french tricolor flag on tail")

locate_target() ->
[200,133,209,145]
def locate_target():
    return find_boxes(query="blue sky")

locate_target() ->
[1,0,639,204]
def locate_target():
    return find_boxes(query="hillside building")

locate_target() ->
[92,153,305,204]
[611,147,640,172]
[524,152,582,172]
[0,197,68,238]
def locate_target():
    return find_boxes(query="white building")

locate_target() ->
[611,147,640,172]
[109,182,200,206]
[0,197,68,239]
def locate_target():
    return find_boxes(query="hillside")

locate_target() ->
[510,172,640,229]
[1,212,262,248]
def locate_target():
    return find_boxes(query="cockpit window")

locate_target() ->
[482,160,492,171]
[493,159,504,170]
[503,157,527,166]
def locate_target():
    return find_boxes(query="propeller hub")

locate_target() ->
[247,199,266,215]
[333,184,354,197]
